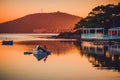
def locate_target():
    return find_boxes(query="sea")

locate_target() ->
[0,33,120,80]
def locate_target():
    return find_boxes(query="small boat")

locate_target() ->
[34,45,51,54]
[33,45,51,61]
[2,40,13,45]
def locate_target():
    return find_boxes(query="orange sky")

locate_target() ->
[0,0,120,23]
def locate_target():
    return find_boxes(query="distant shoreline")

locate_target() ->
[0,33,59,36]
[53,31,81,39]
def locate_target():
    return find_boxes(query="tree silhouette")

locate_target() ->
[74,3,120,35]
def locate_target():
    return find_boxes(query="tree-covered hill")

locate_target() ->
[0,12,81,33]
[74,3,120,31]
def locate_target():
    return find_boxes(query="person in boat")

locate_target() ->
[43,45,47,50]
[37,45,47,53]
[37,45,40,50]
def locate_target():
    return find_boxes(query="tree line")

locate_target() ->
[74,3,120,34]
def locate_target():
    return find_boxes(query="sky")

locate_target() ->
[0,0,120,23]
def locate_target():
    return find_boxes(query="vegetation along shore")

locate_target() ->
[56,3,120,39]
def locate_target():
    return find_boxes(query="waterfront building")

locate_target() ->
[81,27,120,40]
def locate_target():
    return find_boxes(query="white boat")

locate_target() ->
[33,45,51,61]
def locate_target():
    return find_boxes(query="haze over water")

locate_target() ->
[0,0,119,23]
[0,34,120,80]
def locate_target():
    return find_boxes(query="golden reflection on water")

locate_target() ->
[0,40,120,80]
[81,41,120,72]
[0,40,84,80]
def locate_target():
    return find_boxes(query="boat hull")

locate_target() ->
[33,51,47,61]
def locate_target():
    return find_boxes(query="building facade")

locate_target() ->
[81,27,120,40]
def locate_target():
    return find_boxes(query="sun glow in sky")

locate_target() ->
[0,0,119,23]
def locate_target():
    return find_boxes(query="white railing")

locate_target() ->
[81,33,120,39]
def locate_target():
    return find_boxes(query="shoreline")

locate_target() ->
[53,30,81,39]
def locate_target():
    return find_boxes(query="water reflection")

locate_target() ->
[33,53,48,62]
[76,41,120,72]
[15,40,77,56]
[0,40,120,80]
[15,40,120,72]
[8,40,77,62]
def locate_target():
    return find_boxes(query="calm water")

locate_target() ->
[0,34,120,80]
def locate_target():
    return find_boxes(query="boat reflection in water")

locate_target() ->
[79,41,120,72]
[33,53,49,62]
[24,45,51,62]
[23,51,50,62]
[33,48,51,62]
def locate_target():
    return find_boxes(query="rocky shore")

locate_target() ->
[54,30,81,39]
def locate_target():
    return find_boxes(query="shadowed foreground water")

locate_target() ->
[0,34,120,80]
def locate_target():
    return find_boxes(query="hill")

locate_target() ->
[0,11,81,33]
